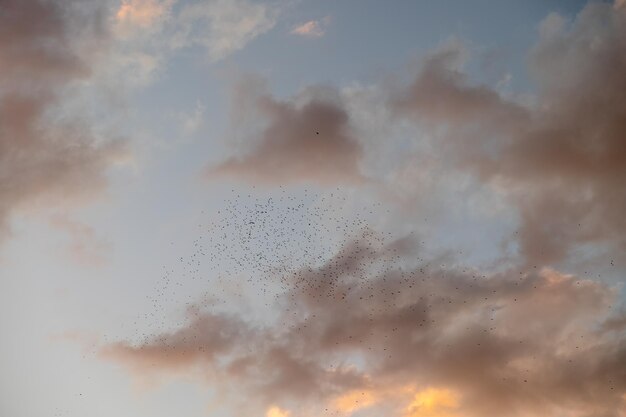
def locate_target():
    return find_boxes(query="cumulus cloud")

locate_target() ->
[98,2,626,416]
[205,81,366,185]
[199,0,626,264]
[394,2,626,265]
[0,0,125,240]
[101,233,625,417]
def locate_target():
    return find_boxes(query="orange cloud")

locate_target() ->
[333,389,380,414]
[266,406,290,417]
[404,388,459,417]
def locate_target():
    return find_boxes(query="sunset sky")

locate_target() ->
[1,0,625,416]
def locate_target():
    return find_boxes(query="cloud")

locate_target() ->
[48,213,111,266]
[0,0,125,240]
[179,100,206,136]
[100,232,625,417]
[404,387,459,417]
[393,2,626,265]
[115,0,174,31]
[205,81,366,185]
[266,405,290,417]
[201,0,626,262]
[291,17,330,38]
[97,2,626,416]
[107,0,283,91]
[333,388,381,414]
[175,0,279,61]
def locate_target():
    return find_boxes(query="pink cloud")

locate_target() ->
[0,0,126,241]
[291,17,330,38]
[206,80,366,185]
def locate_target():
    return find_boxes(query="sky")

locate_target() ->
[0,0,625,416]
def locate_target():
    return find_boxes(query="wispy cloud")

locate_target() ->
[291,16,331,38]
[105,0,284,96]
[179,100,206,136]
[115,0,174,32]
[175,0,280,61]
[48,213,111,267]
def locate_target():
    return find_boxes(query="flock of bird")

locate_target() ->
[50,183,621,417]
[137,196,363,330]
[113,186,588,364]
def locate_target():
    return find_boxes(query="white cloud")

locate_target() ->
[105,0,282,91]
[176,0,279,61]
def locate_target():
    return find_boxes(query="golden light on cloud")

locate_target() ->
[330,385,460,417]
[266,405,290,417]
[404,388,460,417]
[333,389,380,414]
